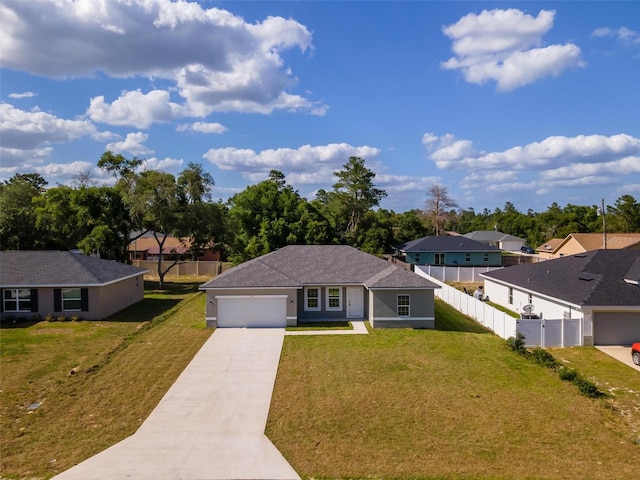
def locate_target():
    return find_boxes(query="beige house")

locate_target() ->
[537,233,640,259]
[1,251,147,321]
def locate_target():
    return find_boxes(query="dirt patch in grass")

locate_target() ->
[266,304,639,479]
[0,282,212,479]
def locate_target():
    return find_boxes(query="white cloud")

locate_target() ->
[1,0,326,117]
[106,132,154,156]
[592,26,640,46]
[140,156,184,172]
[424,132,640,208]
[35,161,96,178]
[8,91,37,99]
[0,146,53,167]
[425,133,640,171]
[203,143,381,186]
[441,9,584,91]
[0,103,113,166]
[176,121,228,134]
[88,89,187,128]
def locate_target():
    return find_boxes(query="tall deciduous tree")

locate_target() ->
[330,156,387,239]
[0,173,47,250]
[423,184,458,236]
[226,171,307,262]
[177,162,225,260]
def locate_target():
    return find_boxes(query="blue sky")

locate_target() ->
[1,0,639,213]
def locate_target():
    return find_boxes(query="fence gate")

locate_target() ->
[517,318,582,347]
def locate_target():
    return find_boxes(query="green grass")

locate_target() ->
[0,281,212,480]
[266,299,640,479]
[3,288,639,480]
[286,321,353,331]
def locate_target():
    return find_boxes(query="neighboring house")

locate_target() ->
[480,250,640,345]
[536,237,564,260]
[462,230,527,252]
[128,235,221,262]
[395,236,502,267]
[536,233,640,259]
[199,245,440,329]
[0,251,148,321]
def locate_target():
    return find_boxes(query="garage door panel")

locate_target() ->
[217,296,287,328]
[594,312,640,346]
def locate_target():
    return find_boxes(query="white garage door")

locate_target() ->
[217,295,287,328]
[593,312,640,345]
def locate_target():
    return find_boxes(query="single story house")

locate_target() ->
[536,233,640,259]
[480,250,640,345]
[395,235,502,267]
[462,230,527,252]
[1,251,148,321]
[128,234,221,262]
[199,245,440,329]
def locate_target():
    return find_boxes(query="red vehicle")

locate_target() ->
[632,343,640,366]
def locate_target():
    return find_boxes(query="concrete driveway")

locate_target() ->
[52,328,300,480]
[596,345,640,371]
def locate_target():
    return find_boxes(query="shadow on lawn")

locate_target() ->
[0,281,198,329]
[144,281,202,295]
[434,299,492,334]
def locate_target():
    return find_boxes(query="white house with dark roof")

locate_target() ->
[199,245,440,329]
[0,251,147,320]
[480,250,640,345]
[463,230,527,252]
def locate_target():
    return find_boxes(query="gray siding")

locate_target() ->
[297,286,369,320]
[370,289,435,329]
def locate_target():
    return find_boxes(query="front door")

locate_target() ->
[346,287,364,318]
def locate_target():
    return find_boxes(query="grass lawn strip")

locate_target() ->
[0,281,212,480]
[266,300,640,479]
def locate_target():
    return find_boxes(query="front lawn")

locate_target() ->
[0,281,212,479]
[266,299,640,479]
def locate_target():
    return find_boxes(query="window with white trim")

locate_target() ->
[304,287,321,311]
[326,287,342,311]
[414,253,421,263]
[62,288,82,311]
[3,289,31,312]
[508,287,514,305]
[397,294,410,317]
[434,253,445,265]
[465,253,471,263]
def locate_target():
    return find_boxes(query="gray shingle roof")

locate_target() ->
[0,251,148,287]
[200,245,439,290]
[463,231,525,243]
[396,235,501,252]
[481,250,640,307]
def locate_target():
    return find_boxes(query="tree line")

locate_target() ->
[2,152,639,274]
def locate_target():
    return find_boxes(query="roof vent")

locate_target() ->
[579,275,594,281]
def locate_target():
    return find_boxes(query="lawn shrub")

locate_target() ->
[506,332,527,355]
[506,337,606,399]
[529,347,559,369]
[558,366,578,382]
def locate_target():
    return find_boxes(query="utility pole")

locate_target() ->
[601,198,607,249]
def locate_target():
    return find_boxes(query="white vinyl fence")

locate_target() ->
[415,266,582,347]
[417,265,503,283]
[415,267,517,340]
[517,318,582,347]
